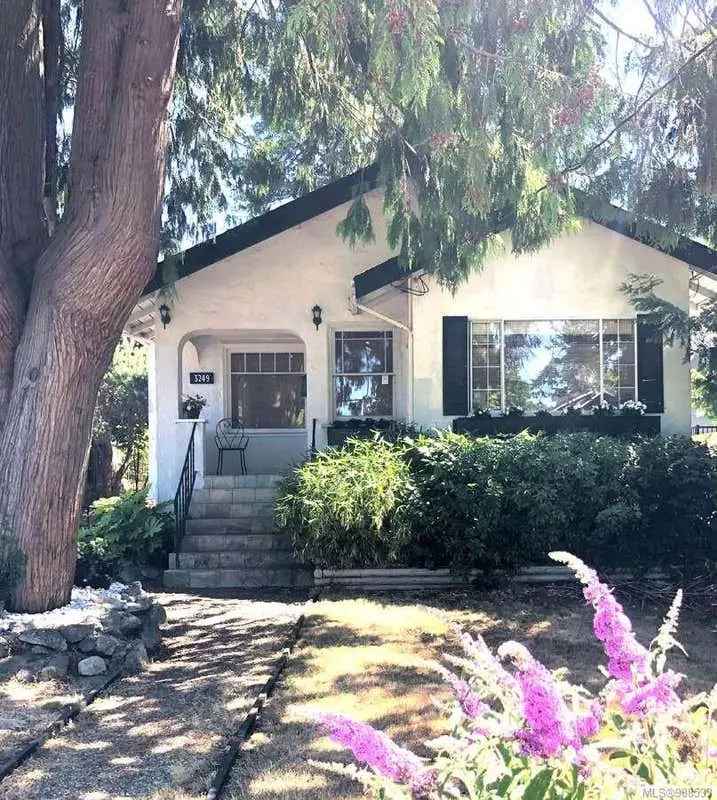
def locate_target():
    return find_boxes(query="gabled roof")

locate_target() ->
[142,167,717,301]
[143,165,380,296]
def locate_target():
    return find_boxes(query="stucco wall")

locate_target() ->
[411,222,691,435]
[147,203,692,503]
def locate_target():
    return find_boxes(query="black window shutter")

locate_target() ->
[636,315,664,414]
[443,316,469,416]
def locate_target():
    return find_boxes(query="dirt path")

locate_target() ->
[0,591,308,800]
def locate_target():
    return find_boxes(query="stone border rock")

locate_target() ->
[1,582,166,684]
[205,589,321,800]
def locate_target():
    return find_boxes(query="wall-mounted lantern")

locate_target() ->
[159,304,171,329]
[312,304,323,331]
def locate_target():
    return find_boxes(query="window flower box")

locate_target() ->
[452,414,661,438]
[326,419,393,447]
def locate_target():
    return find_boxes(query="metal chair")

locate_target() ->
[215,418,249,475]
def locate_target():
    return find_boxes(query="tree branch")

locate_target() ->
[541,35,717,190]
[42,0,61,233]
[0,0,48,424]
[590,7,656,49]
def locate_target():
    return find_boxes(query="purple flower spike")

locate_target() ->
[615,671,682,717]
[550,552,649,682]
[499,642,583,759]
[314,712,436,797]
[441,669,488,719]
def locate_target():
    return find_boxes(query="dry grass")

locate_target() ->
[0,674,82,755]
[227,584,717,800]
[0,592,306,800]
[227,598,453,800]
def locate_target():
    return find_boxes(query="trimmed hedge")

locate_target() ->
[275,432,717,576]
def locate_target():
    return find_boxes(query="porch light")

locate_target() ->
[312,304,322,330]
[159,304,171,329]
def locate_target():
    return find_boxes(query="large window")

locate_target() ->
[471,319,637,412]
[230,351,305,429]
[334,330,394,418]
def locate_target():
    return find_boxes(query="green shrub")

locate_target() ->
[275,436,412,568]
[76,489,174,586]
[278,432,717,575]
[0,523,26,608]
[625,436,717,575]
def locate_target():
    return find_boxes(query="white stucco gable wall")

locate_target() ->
[411,221,691,434]
[148,190,405,500]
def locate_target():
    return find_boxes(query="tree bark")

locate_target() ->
[0,1,47,426]
[0,0,182,612]
[85,433,116,507]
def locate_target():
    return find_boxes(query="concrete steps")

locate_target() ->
[163,474,311,591]
[182,532,291,552]
[169,549,299,569]
[163,566,314,590]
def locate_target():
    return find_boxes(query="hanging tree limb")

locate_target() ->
[540,35,717,191]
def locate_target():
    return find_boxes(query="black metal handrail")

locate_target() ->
[173,421,198,568]
[694,424,717,435]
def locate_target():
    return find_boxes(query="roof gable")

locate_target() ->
[144,168,717,299]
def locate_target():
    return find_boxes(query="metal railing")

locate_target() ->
[173,421,198,568]
[693,425,717,435]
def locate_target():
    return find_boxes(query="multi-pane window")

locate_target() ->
[602,319,636,405]
[334,330,393,418]
[230,351,305,429]
[471,322,502,411]
[470,319,637,412]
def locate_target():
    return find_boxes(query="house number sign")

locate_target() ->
[189,371,215,385]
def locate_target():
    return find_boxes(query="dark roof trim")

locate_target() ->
[573,191,717,276]
[143,164,380,295]
[353,257,417,298]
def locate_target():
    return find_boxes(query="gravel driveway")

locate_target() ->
[0,591,308,800]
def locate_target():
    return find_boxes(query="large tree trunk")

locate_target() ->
[0,0,182,612]
[0,1,47,426]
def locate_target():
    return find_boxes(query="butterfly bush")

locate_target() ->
[312,553,717,799]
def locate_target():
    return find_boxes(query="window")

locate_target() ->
[471,321,502,411]
[334,330,393,418]
[602,319,636,405]
[470,319,637,412]
[230,351,305,429]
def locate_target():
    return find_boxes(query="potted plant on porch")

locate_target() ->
[182,394,207,420]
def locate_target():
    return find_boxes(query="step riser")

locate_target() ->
[163,568,313,590]
[201,475,283,490]
[190,502,275,521]
[169,551,299,569]
[187,518,276,535]
[182,533,291,552]
[192,489,279,505]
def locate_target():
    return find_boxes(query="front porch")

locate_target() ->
[150,328,317,502]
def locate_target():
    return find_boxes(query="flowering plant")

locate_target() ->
[562,404,584,417]
[472,407,492,418]
[182,393,207,419]
[312,553,716,799]
[619,399,647,417]
[504,405,524,417]
[592,399,617,417]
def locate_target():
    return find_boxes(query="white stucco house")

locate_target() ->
[125,168,717,507]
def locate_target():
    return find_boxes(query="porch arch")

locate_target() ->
[177,328,310,476]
